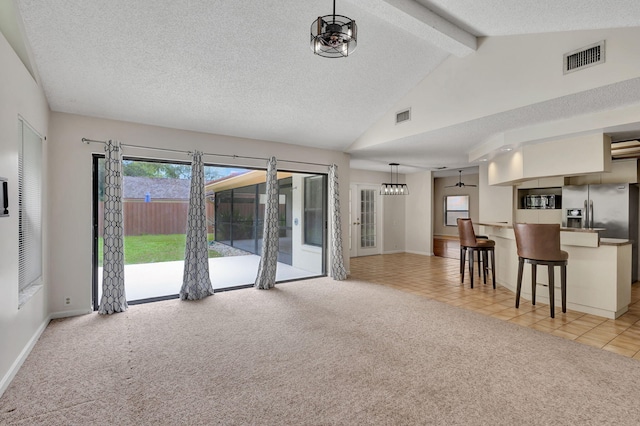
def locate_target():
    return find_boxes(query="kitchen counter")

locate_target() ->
[477,222,631,248]
[478,222,604,233]
[600,238,632,246]
[479,224,631,319]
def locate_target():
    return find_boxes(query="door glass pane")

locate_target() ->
[304,176,324,247]
[215,190,232,243]
[278,178,293,264]
[360,189,376,248]
[232,185,257,253]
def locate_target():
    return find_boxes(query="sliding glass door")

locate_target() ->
[92,156,327,308]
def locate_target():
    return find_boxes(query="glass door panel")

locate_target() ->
[350,184,380,257]
[93,159,328,307]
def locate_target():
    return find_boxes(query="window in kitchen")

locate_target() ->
[444,195,469,226]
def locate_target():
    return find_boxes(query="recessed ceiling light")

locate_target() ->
[500,147,513,152]
[478,158,488,162]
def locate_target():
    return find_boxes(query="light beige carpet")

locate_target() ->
[2,277,640,425]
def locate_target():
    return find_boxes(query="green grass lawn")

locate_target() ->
[97,234,220,266]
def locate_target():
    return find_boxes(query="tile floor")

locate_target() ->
[349,253,640,360]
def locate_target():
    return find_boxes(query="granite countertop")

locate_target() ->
[478,222,604,233]
[600,238,632,246]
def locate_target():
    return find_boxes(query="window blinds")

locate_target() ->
[18,119,43,292]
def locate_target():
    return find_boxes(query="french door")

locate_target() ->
[349,184,381,257]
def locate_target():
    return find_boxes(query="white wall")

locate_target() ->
[479,163,513,224]
[404,171,433,256]
[349,169,406,254]
[47,112,350,315]
[350,27,640,152]
[0,32,50,395]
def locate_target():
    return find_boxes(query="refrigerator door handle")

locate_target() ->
[583,199,588,229]
[589,200,594,229]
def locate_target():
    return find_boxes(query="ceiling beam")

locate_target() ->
[352,0,477,56]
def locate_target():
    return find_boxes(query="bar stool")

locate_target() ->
[456,218,496,289]
[513,223,568,318]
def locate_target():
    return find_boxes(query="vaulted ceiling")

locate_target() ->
[10,1,640,174]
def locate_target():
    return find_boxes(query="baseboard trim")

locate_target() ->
[50,309,93,320]
[405,250,433,256]
[0,314,52,398]
[382,250,404,255]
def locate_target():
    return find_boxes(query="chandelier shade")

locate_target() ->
[380,163,409,195]
[310,1,357,58]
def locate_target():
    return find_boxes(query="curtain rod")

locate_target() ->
[81,138,332,167]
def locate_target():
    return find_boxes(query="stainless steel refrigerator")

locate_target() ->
[562,183,639,281]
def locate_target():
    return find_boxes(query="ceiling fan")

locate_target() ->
[446,170,477,188]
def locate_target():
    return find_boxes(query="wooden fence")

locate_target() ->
[97,201,214,236]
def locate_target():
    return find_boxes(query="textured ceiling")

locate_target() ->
[16,0,449,151]
[14,0,640,174]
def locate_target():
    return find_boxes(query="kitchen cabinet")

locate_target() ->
[488,133,611,185]
[567,158,639,185]
[514,179,563,224]
[517,177,566,189]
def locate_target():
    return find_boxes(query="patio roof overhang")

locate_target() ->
[205,170,293,193]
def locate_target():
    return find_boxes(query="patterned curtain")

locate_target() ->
[98,140,128,314]
[329,164,347,280]
[255,157,279,289]
[180,151,214,300]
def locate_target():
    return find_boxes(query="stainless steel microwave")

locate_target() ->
[523,194,558,209]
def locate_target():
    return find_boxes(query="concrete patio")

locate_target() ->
[97,254,320,302]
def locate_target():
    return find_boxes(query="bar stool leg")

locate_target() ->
[516,257,524,308]
[482,250,488,284]
[531,264,537,306]
[460,247,466,283]
[548,265,555,318]
[468,248,475,289]
[490,248,496,289]
[561,264,567,313]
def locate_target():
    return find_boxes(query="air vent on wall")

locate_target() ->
[396,108,411,124]
[563,40,605,74]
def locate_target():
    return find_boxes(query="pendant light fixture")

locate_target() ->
[310,0,357,58]
[380,163,409,195]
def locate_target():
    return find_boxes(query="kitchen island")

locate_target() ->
[478,223,632,319]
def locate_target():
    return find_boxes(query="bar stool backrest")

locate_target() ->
[513,223,563,261]
[457,218,477,247]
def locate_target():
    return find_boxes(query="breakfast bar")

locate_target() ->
[478,222,632,319]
